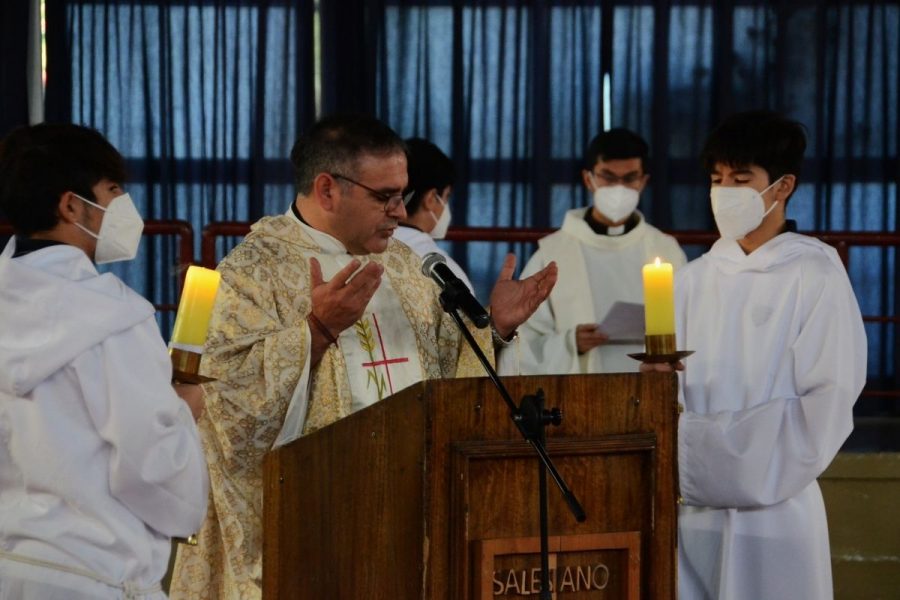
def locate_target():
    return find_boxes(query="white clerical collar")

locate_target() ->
[560,208,646,249]
[285,205,349,255]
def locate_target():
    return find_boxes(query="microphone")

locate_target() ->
[421,252,491,329]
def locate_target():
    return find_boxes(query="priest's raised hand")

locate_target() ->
[488,253,558,339]
[306,256,384,366]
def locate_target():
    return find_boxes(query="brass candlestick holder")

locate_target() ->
[169,345,215,546]
[628,333,694,363]
[170,346,215,384]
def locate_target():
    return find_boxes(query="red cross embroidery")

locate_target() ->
[360,313,409,395]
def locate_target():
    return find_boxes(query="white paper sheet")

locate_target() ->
[597,301,645,342]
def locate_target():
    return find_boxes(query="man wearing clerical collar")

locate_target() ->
[500,127,687,376]
[170,114,557,600]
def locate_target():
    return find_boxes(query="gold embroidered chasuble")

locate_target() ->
[169,215,491,600]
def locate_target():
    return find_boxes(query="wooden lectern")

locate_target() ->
[263,373,678,599]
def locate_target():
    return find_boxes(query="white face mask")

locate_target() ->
[591,180,640,224]
[73,193,144,264]
[428,192,451,240]
[710,177,783,240]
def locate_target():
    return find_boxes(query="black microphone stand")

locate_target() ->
[439,290,586,599]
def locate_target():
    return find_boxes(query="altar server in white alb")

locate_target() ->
[0,123,209,599]
[500,128,686,375]
[649,110,867,600]
[394,137,474,292]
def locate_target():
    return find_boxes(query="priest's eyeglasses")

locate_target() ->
[330,173,414,213]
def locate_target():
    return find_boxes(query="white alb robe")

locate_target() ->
[393,224,475,293]
[499,209,686,375]
[675,232,867,600]
[0,239,209,599]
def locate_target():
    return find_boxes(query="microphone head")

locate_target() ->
[421,252,447,277]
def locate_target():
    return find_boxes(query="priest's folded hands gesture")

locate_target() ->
[488,254,558,339]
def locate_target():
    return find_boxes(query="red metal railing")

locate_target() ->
[198,222,899,401]
[200,220,253,268]
[5,219,897,399]
[200,223,900,273]
[8,219,899,324]
[143,220,195,311]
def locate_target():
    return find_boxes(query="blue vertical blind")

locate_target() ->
[40,1,898,422]
[374,0,897,406]
[48,0,315,333]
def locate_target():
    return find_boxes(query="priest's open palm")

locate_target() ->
[488,254,558,338]
[309,257,383,334]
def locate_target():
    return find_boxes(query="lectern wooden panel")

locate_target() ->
[263,373,678,599]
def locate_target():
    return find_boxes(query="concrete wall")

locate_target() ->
[821,452,900,600]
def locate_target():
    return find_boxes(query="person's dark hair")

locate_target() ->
[701,110,807,187]
[290,114,407,195]
[0,123,126,236]
[403,138,456,215]
[583,128,650,172]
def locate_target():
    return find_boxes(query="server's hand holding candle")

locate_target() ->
[169,266,220,546]
[170,266,221,384]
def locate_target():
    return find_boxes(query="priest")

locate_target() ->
[169,114,557,600]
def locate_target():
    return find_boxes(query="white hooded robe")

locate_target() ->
[0,239,209,599]
[675,232,867,600]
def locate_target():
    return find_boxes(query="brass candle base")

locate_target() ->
[170,347,215,384]
[627,334,694,364]
[644,334,675,355]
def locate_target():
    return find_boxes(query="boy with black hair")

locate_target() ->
[655,110,867,599]
[0,123,208,599]
[394,137,474,292]
[501,127,686,375]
